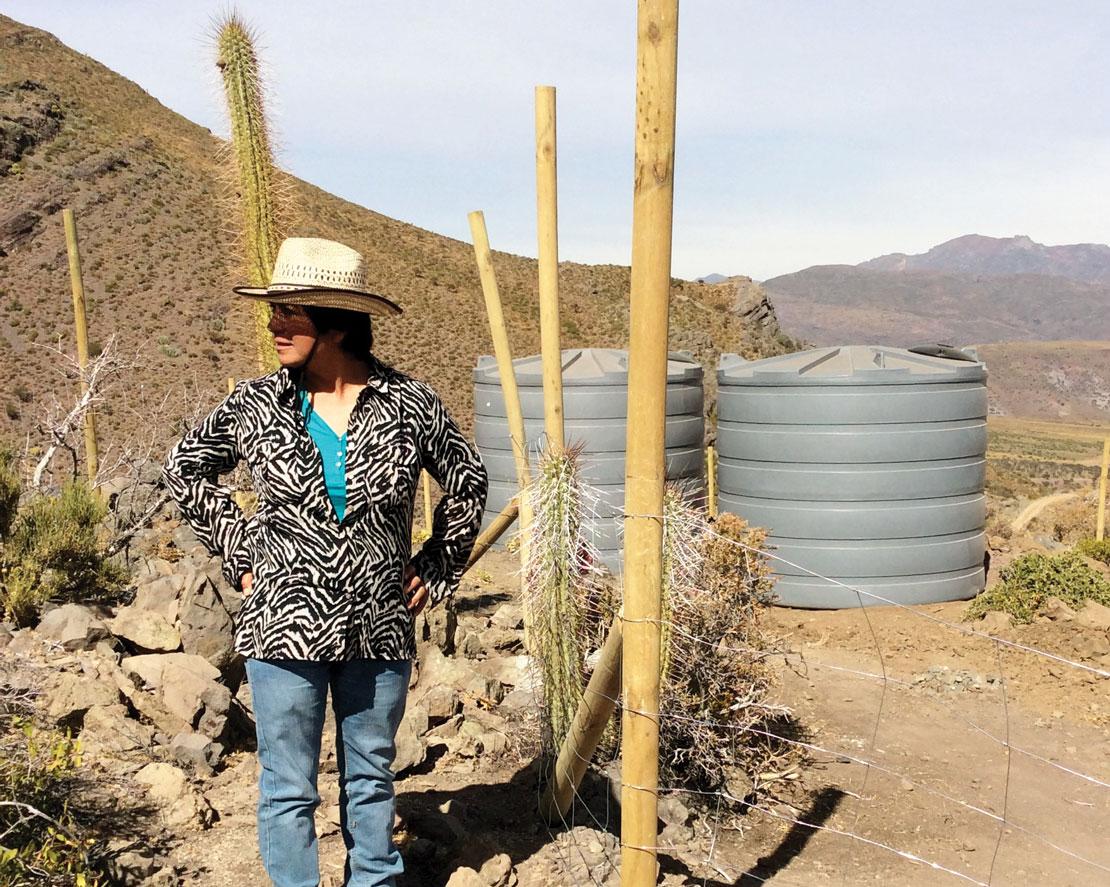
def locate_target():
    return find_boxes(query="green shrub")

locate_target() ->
[0,482,125,627]
[0,707,108,884]
[0,449,18,540]
[1076,537,1110,566]
[966,551,1110,623]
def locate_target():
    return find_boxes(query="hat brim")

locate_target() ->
[233,285,403,317]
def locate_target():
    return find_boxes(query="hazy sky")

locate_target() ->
[7,1,1110,280]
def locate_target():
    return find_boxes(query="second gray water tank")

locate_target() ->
[717,345,988,608]
[474,348,705,572]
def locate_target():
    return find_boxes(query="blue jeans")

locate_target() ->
[245,658,412,887]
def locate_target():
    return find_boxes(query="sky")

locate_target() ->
[6,1,1110,281]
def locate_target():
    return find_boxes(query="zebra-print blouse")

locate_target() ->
[162,355,489,661]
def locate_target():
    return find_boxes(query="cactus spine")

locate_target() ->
[216,13,282,371]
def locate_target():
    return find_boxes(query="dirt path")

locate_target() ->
[1009,490,1084,533]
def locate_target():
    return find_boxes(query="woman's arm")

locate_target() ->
[409,386,489,608]
[162,385,253,589]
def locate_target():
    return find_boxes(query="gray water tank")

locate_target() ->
[717,345,988,608]
[474,348,704,572]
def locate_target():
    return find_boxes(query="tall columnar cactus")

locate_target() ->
[215,12,283,371]
[524,444,604,754]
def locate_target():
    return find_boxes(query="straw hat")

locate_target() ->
[234,237,402,316]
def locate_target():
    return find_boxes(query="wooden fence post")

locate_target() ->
[621,2,680,884]
[535,85,565,453]
[62,208,99,487]
[1097,437,1109,541]
[468,210,535,642]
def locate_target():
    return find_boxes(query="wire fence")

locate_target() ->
[526,501,1110,886]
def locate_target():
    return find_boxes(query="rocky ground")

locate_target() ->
[2,476,1110,885]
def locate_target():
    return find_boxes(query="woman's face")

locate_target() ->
[267,303,318,367]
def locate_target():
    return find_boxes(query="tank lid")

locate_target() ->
[718,345,986,386]
[475,347,703,386]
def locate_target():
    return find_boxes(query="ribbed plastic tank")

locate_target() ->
[474,348,704,572]
[716,345,988,608]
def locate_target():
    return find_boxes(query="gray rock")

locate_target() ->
[419,684,461,723]
[479,853,516,887]
[178,574,239,681]
[79,703,154,753]
[121,653,229,739]
[419,596,458,655]
[36,603,111,651]
[170,732,224,775]
[109,608,181,653]
[0,623,11,649]
[445,868,485,887]
[490,604,524,632]
[45,671,121,730]
[131,573,185,623]
[394,704,429,774]
[478,627,523,654]
[417,647,504,704]
[133,762,214,828]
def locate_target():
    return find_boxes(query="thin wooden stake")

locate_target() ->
[1097,437,1109,541]
[465,498,520,572]
[62,208,99,487]
[707,444,718,518]
[535,85,565,453]
[227,377,236,394]
[468,210,535,641]
[621,3,679,884]
[540,614,623,822]
[423,470,434,536]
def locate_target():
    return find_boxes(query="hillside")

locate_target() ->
[0,14,794,463]
[862,233,1110,283]
[978,340,1110,424]
[761,264,1110,346]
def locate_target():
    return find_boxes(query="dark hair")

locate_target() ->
[304,306,374,358]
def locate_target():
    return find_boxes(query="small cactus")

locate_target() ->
[215,12,285,371]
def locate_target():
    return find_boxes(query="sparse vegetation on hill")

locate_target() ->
[0,13,792,460]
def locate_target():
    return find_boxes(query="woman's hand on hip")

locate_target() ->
[240,571,254,596]
[403,562,429,615]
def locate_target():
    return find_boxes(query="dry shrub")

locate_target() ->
[659,493,803,801]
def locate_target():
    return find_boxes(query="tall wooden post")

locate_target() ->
[62,209,99,486]
[621,3,679,884]
[535,85,565,453]
[1097,437,1109,541]
[468,210,534,639]
[707,444,718,518]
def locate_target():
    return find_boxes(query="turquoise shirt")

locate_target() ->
[298,388,347,520]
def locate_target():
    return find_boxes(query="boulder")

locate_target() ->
[1041,597,1076,622]
[479,853,516,887]
[418,597,458,655]
[79,703,154,754]
[178,574,239,681]
[120,654,230,740]
[133,762,215,828]
[1076,600,1110,631]
[490,604,524,632]
[109,608,181,653]
[474,655,536,691]
[419,684,461,723]
[445,868,485,887]
[45,671,121,730]
[478,628,523,654]
[36,603,111,651]
[131,574,185,623]
[170,732,224,776]
[418,647,504,704]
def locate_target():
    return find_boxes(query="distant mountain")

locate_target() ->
[696,273,729,284]
[763,231,1110,348]
[862,234,1110,283]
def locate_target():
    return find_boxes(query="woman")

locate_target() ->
[163,236,488,887]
